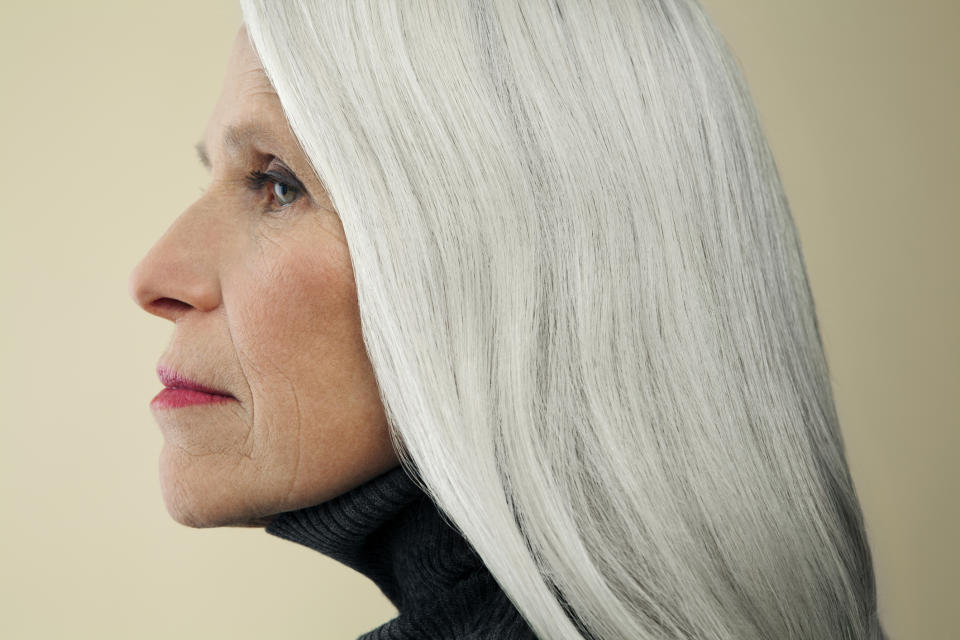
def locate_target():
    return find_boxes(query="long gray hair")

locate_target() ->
[239,1,888,638]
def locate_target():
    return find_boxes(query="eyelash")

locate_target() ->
[244,169,303,211]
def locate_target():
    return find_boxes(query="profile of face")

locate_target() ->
[128,25,400,528]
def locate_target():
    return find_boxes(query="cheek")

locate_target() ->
[223,235,395,507]
[228,234,366,424]
[241,245,358,372]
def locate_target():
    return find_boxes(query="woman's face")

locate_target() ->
[128,26,399,528]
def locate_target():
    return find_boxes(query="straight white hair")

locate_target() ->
[239,1,888,638]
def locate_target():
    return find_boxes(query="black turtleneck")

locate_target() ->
[264,464,539,639]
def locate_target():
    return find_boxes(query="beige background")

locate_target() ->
[1,1,955,638]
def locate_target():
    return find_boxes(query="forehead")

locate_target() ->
[199,27,292,163]
[217,27,280,110]
[224,26,277,99]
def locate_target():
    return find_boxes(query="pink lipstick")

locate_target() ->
[151,365,236,410]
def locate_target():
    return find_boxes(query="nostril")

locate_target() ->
[148,297,192,317]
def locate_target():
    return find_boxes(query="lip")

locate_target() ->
[151,387,236,409]
[152,364,236,409]
[156,365,234,397]
[151,365,236,410]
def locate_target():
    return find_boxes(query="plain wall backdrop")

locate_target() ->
[1,1,956,638]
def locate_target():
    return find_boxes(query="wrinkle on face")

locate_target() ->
[282,383,304,507]
[133,24,398,530]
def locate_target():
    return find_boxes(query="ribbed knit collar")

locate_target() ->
[264,464,538,639]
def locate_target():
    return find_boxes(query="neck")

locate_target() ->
[264,464,537,639]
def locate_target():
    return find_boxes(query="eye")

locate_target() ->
[244,168,303,210]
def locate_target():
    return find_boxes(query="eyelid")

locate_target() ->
[244,165,306,209]
[260,160,303,190]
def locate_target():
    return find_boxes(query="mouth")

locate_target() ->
[156,365,235,398]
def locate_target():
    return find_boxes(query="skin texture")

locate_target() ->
[128,26,400,529]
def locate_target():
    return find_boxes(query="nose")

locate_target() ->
[128,206,223,322]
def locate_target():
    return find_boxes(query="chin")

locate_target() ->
[157,449,275,529]
[159,486,277,529]
[158,473,222,528]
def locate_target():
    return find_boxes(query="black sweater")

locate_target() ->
[265,464,539,639]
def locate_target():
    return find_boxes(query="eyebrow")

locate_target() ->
[194,122,281,170]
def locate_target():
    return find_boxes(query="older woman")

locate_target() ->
[129,2,888,639]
